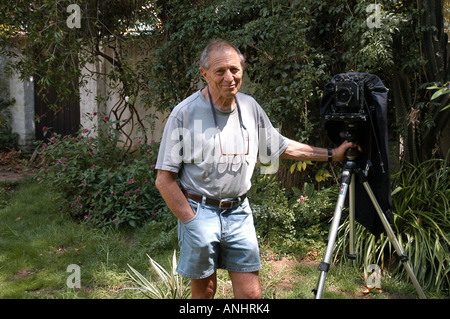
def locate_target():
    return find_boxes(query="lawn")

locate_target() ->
[0,178,438,300]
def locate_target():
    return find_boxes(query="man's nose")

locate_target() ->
[223,69,233,81]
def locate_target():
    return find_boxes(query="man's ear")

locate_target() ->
[200,67,207,80]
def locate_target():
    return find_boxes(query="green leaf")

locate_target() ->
[440,104,450,112]
[391,186,402,196]
[304,182,315,197]
[290,163,296,174]
[431,88,450,100]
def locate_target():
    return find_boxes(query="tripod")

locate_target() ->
[313,149,427,299]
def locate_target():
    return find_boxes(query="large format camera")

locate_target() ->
[325,80,368,124]
[324,80,369,148]
[319,72,392,235]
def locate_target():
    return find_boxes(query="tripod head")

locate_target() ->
[339,121,362,161]
[345,147,360,161]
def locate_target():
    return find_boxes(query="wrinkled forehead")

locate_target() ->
[208,48,242,69]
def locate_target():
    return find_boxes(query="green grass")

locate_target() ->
[0,179,442,299]
[0,179,175,299]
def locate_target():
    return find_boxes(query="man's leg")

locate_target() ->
[191,272,217,299]
[229,270,262,299]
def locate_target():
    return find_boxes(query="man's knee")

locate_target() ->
[191,273,217,299]
[229,271,261,299]
[237,285,262,299]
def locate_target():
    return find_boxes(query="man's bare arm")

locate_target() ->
[155,170,195,223]
[280,140,356,162]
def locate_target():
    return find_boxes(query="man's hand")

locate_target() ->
[280,139,360,162]
[155,170,195,223]
[332,140,360,162]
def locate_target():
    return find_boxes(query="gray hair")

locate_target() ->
[199,39,245,70]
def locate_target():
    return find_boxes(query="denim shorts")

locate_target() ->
[176,197,261,279]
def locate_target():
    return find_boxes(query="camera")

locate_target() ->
[335,81,361,110]
[324,80,368,123]
[319,72,392,235]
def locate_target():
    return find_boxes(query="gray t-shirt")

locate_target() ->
[155,89,289,199]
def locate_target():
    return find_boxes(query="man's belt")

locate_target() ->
[182,190,246,209]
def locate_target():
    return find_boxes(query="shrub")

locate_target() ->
[290,182,338,242]
[249,171,296,243]
[290,182,338,226]
[249,172,339,254]
[37,117,165,230]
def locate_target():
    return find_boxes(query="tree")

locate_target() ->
[390,0,449,163]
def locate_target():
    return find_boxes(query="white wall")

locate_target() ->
[79,46,168,147]
[1,52,35,152]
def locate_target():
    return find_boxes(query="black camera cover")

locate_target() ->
[320,72,392,235]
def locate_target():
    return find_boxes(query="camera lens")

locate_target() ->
[336,87,352,105]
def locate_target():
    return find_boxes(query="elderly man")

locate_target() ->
[155,39,355,299]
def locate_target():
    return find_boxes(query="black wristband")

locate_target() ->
[327,148,333,162]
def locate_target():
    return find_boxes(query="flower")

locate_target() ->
[103,116,109,122]
[299,195,305,202]
[129,178,135,184]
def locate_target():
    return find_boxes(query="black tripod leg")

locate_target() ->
[314,170,351,299]
[362,181,427,299]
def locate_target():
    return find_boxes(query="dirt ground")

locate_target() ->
[0,150,37,183]
[0,166,35,182]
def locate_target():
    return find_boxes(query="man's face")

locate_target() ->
[200,48,244,102]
